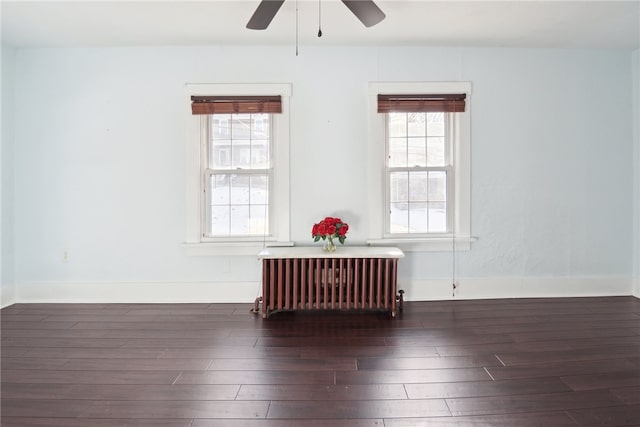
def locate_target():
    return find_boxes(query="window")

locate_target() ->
[185,84,292,255]
[387,111,451,234]
[367,82,472,251]
[205,112,271,237]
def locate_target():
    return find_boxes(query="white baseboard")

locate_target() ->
[1,285,16,308]
[399,276,634,301]
[16,281,262,304]
[11,276,636,305]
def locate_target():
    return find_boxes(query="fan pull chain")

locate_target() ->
[318,0,323,37]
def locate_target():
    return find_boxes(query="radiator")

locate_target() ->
[257,249,404,318]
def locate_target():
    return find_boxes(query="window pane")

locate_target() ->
[427,137,445,167]
[232,143,251,169]
[407,113,426,136]
[428,171,447,202]
[230,205,250,235]
[231,114,252,139]
[390,172,408,202]
[210,175,229,205]
[211,115,231,139]
[388,113,407,137]
[249,205,269,235]
[389,138,407,167]
[408,171,428,202]
[211,205,230,235]
[252,114,269,139]
[230,175,250,204]
[427,112,445,136]
[408,202,428,233]
[408,137,426,167]
[428,202,447,232]
[251,175,269,205]
[211,140,231,169]
[251,139,269,169]
[390,202,408,233]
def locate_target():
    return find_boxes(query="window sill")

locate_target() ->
[366,236,477,252]
[183,241,294,257]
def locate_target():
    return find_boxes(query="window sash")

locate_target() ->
[202,114,274,239]
[384,112,455,236]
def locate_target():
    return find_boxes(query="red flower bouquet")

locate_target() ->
[312,216,349,252]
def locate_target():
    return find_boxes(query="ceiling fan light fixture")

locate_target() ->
[246,0,285,30]
[341,0,386,27]
[246,0,385,31]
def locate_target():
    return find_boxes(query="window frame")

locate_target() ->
[367,82,473,252]
[184,83,292,256]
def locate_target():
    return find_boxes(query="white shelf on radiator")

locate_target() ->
[257,246,405,259]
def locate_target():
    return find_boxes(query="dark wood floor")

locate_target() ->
[1,296,640,426]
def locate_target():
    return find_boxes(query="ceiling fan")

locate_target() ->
[246,0,386,30]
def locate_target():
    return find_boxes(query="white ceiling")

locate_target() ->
[1,1,639,49]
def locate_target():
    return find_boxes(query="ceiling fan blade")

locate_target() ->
[341,0,386,27]
[246,0,286,30]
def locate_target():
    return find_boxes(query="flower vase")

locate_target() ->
[323,236,336,253]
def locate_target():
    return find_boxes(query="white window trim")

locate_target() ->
[367,82,474,252]
[184,83,293,256]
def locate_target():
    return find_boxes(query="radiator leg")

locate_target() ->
[396,289,405,312]
[250,296,263,315]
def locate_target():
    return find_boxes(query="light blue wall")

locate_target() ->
[1,45,16,306]
[9,46,635,298]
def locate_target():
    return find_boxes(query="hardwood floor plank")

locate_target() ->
[356,355,502,370]
[445,390,625,416]
[435,340,574,357]
[496,345,640,366]
[267,399,451,418]
[298,345,440,358]
[404,377,572,399]
[256,337,387,347]
[59,357,213,371]
[1,357,70,370]
[560,370,640,391]
[176,370,335,385]
[385,333,515,347]
[383,412,578,426]
[1,399,92,418]
[1,370,181,385]
[1,383,241,400]
[566,404,640,426]
[209,357,355,371]
[2,337,129,348]
[508,327,640,343]
[13,347,168,359]
[0,314,51,322]
[191,420,384,427]
[236,384,407,400]
[486,358,639,380]
[71,321,253,330]
[120,337,258,348]
[81,400,269,418]
[336,368,491,384]
[610,385,640,404]
[567,335,640,349]
[0,418,192,427]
